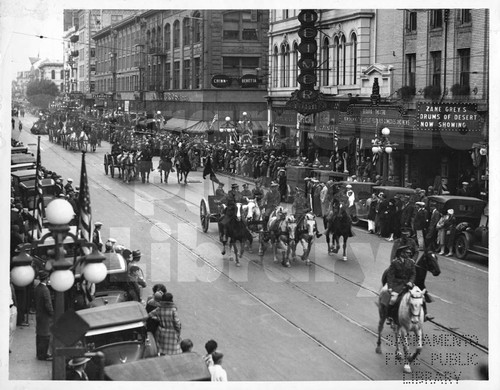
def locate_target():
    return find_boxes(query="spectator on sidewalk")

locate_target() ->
[203,339,218,367]
[180,339,194,353]
[34,271,53,361]
[67,357,91,380]
[148,292,182,355]
[209,351,228,381]
[10,283,17,353]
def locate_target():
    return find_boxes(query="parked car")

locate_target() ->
[75,301,158,379]
[104,352,211,381]
[427,195,487,260]
[372,186,417,201]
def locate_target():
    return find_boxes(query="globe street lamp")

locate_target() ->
[10,197,106,379]
[238,111,253,146]
[371,127,395,183]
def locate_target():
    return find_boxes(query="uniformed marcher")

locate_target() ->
[215,182,226,198]
[92,222,103,251]
[262,181,281,230]
[240,183,253,198]
[218,183,245,243]
[64,178,74,195]
[251,179,264,207]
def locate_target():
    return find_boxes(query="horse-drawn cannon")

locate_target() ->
[103,152,121,178]
[199,195,223,233]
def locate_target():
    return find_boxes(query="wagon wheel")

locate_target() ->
[110,158,115,178]
[454,234,469,259]
[200,198,209,232]
[104,155,109,175]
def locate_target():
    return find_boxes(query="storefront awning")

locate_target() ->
[185,121,209,134]
[163,118,205,132]
[250,121,268,131]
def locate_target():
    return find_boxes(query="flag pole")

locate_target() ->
[32,136,44,240]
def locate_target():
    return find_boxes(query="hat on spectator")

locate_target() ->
[415,201,425,206]
[242,183,248,188]
[378,192,386,199]
[346,184,353,189]
[67,178,73,183]
[38,270,49,280]
[231,183,239,189]
[68,357,91,367]
[108,238,117,244]
[447,209,454,215]
[270,181,279,187]
[462,182,469,186]
[94,222,103,227]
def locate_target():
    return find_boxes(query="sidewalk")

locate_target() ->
[9,313,52,380]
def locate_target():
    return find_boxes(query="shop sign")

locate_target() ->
[240,74,259,88]
[416,102,481,132]
[162,92,189,102]
[273,109,298,126]
[93,93,107,99]
[342,105,411,127]
[211,74,232,88]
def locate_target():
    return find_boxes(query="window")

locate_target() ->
[111,15,123,24]
[193,12,202,42]
[165,24,171,50]
[183,59,190,89]
[335,35,346,85]
[406,54,416,87]
[173,61,180,89]
[165,63,171,90]
[223,56,259,77]
[430,51,441,87]
[334,36,340,85]
[350,33,357,85]
[406,11,417,31]
[90,47,95,57]
[322,38,330,86]
[51,70,55,79]
[272,46,279,88]
[173,20,180,48]
[223,11,258,41]
[458,49,470,86]
[430,9,443,29]
[280,44,289,87]
[183,18,191,46]
[293,43,299,87]
[458,9,472,24]
[194,57,201,88]
[60,70,64,79]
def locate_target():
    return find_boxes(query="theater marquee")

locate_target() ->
[417,102,481,132]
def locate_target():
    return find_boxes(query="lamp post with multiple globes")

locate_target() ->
[10,198,107,380]
[371,127,395,183]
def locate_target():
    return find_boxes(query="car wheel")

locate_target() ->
[455,234,469,260]
[145,331,158,357]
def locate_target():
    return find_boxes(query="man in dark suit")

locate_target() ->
[34,271,53,361]
[67,356,91,380]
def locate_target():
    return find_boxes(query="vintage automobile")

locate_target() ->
[310,169,350,183]
[104,352,211,381]
[427,195,488,260]
[74,301,158,379]
[11,169,37,197]
[372,186,417,201]
[31,120,48,135]
[18,178,57,209]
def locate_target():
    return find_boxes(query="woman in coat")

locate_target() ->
[149,293,182,355]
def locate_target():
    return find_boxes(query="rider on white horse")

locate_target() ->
[381,244,416,325]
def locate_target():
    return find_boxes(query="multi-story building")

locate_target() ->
[37,60,65,92]
[63,10,140,103]
[92,9,269,142]
[268,9,489,193]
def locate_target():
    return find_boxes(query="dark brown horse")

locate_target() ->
[175,150,191,184]
[325,201,353,261]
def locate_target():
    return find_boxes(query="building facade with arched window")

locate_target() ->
[37,61,65,92]
[268,9,489,192]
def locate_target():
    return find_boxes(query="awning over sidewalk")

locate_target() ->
[162,118,207,133]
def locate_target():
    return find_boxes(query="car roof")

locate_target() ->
[428,195,485,204]
[77,301,148,331]
[373,186,416,194]
[11,169,37,179]
[104,352,211,381]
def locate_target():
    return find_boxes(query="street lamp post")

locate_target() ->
[371,127,395,184]
[238,111,253,146]
[224,116,234,148]
[10,198,106,380]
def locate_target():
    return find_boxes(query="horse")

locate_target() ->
[175,150,191,184]
[240,199,263,253]
[325,202,353,261]
[292,212,319,266]
[136,150,153,183]
[376,251,441,373]
[266,207,295,267]
[217,203,253,267]
[89,129,98,152]
[121,152,136,183]
[68,131,79,151]
[158,156,173,183]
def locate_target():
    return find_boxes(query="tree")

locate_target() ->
[26,79,60,109]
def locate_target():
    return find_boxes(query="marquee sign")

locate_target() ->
[416,102,481,132]
[211,74,232,88]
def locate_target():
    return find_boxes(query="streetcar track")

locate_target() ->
[39,138,489,378]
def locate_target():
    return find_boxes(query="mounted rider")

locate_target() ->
[251,179,265,208]
[240,183,253,198]
[262,182,281,230]
[381,244,416,324]
[218,183,247,243]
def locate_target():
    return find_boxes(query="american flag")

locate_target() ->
[209,112,219,130]
[77,152,92,242]
[33,136,44,239]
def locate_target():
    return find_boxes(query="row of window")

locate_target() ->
[405,48,471,88]
[272,33,357,88]
[406,9,472,32]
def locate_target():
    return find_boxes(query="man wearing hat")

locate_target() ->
[457,182,470,197]
[262,181,281,229]
[64,178,74,195]
[67,356,91,380]
[240,183,252,198]
[218,183,245,245]
[92,222,103,251]
[215,182,226,197]
[252,179,264,208]
[412,201,428,250]
[381,244,417,324]
[105,238,117,253]
[34,271,53,361]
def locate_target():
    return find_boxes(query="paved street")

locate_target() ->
[10,113,489,381]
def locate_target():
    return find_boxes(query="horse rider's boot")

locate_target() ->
[235,260,241,267]
[424,291,434,303]
[316,231,323,238]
